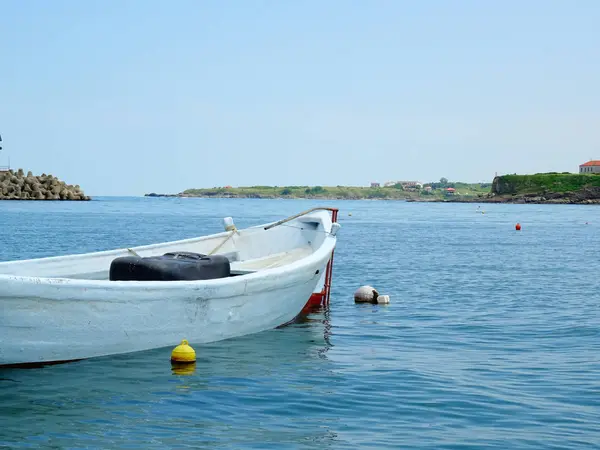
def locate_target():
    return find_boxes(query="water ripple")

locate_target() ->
[1,199,600,448]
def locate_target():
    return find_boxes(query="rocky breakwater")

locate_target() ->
[507,186,600,204]
[0,169,91,201]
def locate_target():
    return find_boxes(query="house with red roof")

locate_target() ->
[445,187,456,195]
[580,160,600,174]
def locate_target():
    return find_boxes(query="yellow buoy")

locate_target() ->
[171,339,196,363]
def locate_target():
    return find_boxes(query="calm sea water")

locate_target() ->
[1,197,600,449]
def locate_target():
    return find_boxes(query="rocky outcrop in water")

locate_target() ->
[0,169,91,201]
[145,192,180,198]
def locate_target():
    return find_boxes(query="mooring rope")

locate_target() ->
[207,227,238,255]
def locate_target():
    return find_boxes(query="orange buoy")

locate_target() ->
[515,223,521,231]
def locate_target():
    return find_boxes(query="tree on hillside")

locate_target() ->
[428,177,455,189]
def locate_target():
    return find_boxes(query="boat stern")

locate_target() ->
[301,208,339,313]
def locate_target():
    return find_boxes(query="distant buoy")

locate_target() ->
[171,339,196,364]
[354,286,390,304]
[516,223,521,231]
[348,213,352,216]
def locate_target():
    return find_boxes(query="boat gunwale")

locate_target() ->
[0,221,262,267]
[0,217,337,290]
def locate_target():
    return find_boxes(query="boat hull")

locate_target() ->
[0,259,328,366]
[0,208,339,367]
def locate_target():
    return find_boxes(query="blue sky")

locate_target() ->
[1,0,598,196]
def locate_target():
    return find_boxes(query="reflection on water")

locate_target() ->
[1,307,337,449]
[171,361,197,376]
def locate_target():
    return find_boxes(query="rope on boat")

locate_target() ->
[123,208,338,259]
[207,207,339,256]
[207,227,238,255]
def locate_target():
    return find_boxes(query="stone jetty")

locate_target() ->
[0,169,91,201]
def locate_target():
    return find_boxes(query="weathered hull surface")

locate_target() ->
[0,209,338,366]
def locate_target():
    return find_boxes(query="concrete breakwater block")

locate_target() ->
[0,169,91,201]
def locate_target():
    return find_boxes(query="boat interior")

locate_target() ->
[0,212,331,281]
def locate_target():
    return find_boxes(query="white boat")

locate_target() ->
[0,207,340,367]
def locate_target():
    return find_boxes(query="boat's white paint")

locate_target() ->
[0,210,338,366]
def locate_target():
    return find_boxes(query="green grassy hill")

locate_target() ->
[178,182,492,200]
[492,173,600,195]
[182,185,408,199]
[148,173,600,204]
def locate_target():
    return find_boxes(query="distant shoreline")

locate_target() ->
[144,193,600,204]
[414,197,600,205]
[145,192,418,201]
[144,182,491,202]
[144,193,468,201]
[145,174,600,205]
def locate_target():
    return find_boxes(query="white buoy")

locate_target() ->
[354,286,390,304]
[376,295,390,304]
[354,285,377,303]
